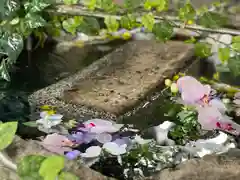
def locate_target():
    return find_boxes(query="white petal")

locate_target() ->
[103,142,126,155]
[40,111,48,118]
[49,114,63,120]
[81,146,102,158]
[96,133,112,144]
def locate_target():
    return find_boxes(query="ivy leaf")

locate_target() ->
[228,55,240,76]
[104,16,119,32]
[24,0,50,13]
[0,0,20,19]
[0,122,18,150]
[17,155,46,179]
[152,21,173,41]
[179,2,196,21]
[194,42,211,58]
[141,13,155,31]
[59,172,79,180]
[198,12,228,28]
[0,32,23,81]
[39,155,65,180]
[218,47,230,63]
[24,13,46,29]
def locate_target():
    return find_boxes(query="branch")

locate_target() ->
[46,5,240,36]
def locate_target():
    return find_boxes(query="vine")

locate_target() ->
[0,0,240,81]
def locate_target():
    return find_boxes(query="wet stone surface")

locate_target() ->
[29,40,194,120]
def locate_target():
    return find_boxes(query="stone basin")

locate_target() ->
[29,40,195,121]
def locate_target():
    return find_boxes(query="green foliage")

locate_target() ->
[17,155,46,180]
[0,0,238,82]
[39,155,65,180]
[0,121,18,150]
[218,47,230,63]
[194,42,212,58]
[228,55,240,77]
[17,154,78,180]
[169,109,200,145]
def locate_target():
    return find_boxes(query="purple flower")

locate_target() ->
[65,150,81,160]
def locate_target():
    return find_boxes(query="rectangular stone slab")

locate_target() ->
[62,40,194,115]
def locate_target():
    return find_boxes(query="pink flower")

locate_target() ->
[177,76,211,105]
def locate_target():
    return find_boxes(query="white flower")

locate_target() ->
[81,146,102,158]
[36,111,63,129]
[103,142,127,156]
[134,135,151,145]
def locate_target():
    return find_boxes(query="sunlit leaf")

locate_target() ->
[104,16,119,32]
[39,155,65,180]
[179,2,196,21]
[98,0,117,12]
[228,55,240,76]
[0,121,18,150]
[23,121,38,127]
[120,14,138,30]
[123,0,143,10]
[218,47,230,63]
[17,155,46,179]
[153,21,173,41]
[232,36,240,52]
[141,13,155,31]
[144,0,168,11]
[198,12,228,28]
[194,42,211,58]
[62,17,83,35]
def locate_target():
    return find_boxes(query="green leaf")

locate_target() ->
[0,0,20,20]
[24,0,50,13]
[144,0,168,11]
[39,155,65,180]
[59,172,79,180]
[17,155,46,179]
[228,55,240,76]
[24,13,46,29]
[124,0,144,10]
[141,13,155,31]
[77,17,100,35]
[86,0,97,10]
[104,16,119,32]
[98,0,116,12]
[0,122,18,150]
[22,121,38,127]
[232,36,240,52]
[218,47,230,63]
[198,12,228,28]
[179,2,196,21]
[152,21,173,41]
[0,32,23,81]
[120,14,138,30]
[62,17,83,35]
[194,42,211,58]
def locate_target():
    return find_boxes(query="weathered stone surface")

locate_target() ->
[29,40,194,120]
[150,149,240,180]
[3,136,115,180]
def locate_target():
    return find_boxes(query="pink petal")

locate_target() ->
[40,133,72,154]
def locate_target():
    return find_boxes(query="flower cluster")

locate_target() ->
[176,76,240,135]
